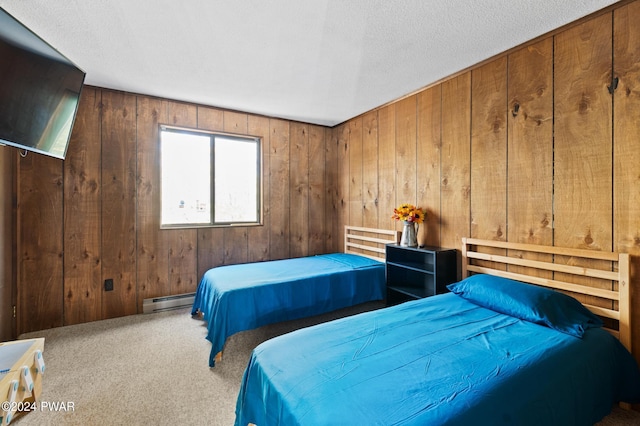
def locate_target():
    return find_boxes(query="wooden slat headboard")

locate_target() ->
[462,238,631,351]
[344,226,401,262]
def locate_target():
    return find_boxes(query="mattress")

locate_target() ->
[235,289,640,425]
[191,253,386,367]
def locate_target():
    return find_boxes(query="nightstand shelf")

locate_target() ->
[385,244,457,305]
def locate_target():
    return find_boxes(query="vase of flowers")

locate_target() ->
[392,203,425,247]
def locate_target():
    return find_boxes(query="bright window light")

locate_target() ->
[160,126,261,228]
[214,137,259,223]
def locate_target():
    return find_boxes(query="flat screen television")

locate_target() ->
[0,7,85,160]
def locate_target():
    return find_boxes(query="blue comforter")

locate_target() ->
[192,253,385,367]
[235,293,640,425]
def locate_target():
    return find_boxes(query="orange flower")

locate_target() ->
[391,203,425,224]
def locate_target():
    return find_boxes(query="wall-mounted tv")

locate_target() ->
[0,7,85,160]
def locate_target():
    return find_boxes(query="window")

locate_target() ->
[159,125,262,228]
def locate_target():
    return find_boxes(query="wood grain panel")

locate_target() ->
[507,39,554,278]
[613,1,640,360]
[395,96,417,209]
[136,97,169,306]
[196,106,225,278]
[554,13,612,253]
[336,124,349,252]
[290,122,309,258]
[417,85,442,246]
[507,39,553,247]
[247,115,271,262]
[222,111,249,265]
[101,90,137,319]
[471,58,507,242]
[0,147,14,340]
[613,2,640,254]
[63,87,102,325]
[348,119,363,228]
[441,73,471,261]
[17,152,64,333]
[269,119,290,260]
[168,229,198,295]
[325,127,338,253]
[308,124,326,255]
[377,105,396,231]
[362,111,379,230]
[554,13,612,305]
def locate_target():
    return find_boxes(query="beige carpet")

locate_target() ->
[13,303,381,425]
[12,303,640,426]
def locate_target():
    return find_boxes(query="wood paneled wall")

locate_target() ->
[16,88,330,334]
[13,0,640,365]
[0,147,15,341]
[329,1,640,360]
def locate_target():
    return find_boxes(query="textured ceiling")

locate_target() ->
[0,0,620,127]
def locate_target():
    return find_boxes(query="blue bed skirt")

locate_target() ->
[192,253,385,367]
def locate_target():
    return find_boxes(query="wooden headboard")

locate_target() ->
[462,238,631,352]
[344,226,401,262]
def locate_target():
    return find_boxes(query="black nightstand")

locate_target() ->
[385,244,457,305]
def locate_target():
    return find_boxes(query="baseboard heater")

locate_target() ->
[143,292,195,314]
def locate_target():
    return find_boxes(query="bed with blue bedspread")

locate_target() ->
[191,227,401,368]
[192,252,386,367]
[235,239,640,425]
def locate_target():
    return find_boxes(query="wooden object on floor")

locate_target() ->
[0,338,45,425]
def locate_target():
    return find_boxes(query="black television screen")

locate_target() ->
[0,7,85,160]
